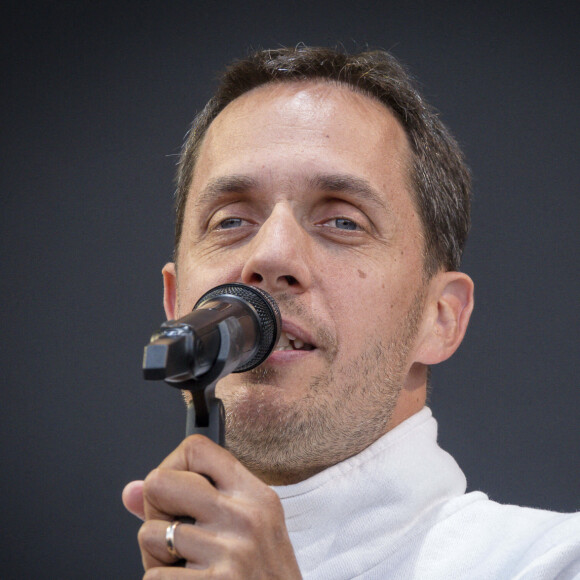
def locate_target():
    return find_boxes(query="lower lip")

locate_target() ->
[266,348,316,365]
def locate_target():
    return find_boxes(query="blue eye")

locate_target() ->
[218,218,243,229]
[334,218,358,230]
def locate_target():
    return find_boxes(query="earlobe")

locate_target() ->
[162,262,177,320]
[415,271,474,365]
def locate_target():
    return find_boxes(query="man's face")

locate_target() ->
[169,81,431,483]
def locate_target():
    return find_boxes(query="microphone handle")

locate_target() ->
[181,318,235,445]
[185,384,225,444]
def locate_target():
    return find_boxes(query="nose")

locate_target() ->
[241,203,312,294]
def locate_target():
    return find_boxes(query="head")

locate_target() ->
[163,47,474,484]
[174,46,471,278]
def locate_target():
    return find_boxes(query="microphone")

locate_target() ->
[142,284,281,444]
[143,283,281,385]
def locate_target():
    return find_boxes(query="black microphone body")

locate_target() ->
[142,284,281,444]
[143,283,281,383]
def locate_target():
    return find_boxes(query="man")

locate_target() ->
[123,47,579,578]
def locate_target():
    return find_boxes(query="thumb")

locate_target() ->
[122,480,145,521]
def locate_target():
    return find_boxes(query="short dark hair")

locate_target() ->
[174,46,471,275]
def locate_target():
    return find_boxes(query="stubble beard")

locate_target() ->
[222,287,427,483]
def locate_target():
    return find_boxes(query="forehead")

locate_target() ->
[211,79,403,133]
[195,80,411,180]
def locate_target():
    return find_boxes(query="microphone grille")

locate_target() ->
[194,284,281,372]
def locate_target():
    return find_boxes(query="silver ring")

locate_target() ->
[165,520,183,560]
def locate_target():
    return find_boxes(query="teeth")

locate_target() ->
[275,331,310,351]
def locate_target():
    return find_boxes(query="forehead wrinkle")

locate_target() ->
[191,174,259,210]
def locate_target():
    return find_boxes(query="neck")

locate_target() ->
[253,383,427,486]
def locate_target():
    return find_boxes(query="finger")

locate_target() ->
[158,434,259,493]
[145,566,244,580]
[122,480,145,520]
[143,569,193,580]
[143,568,198,580]
[139,519,181,569]
[139,519,227,571]
[143,565,228,580]
[143,469,220,524]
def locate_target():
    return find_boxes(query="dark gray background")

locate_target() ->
[1,1,578,577]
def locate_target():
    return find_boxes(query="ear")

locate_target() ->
[162,262,177,320]
[415,271,474,365]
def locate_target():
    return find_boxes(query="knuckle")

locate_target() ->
[143,467,162,491]
[237,503,268,535]
[183,433,209,449]
[143,568,164,580]
[182,433,210,458]
[262,485,282,504]
[181,433,218,474]
[143,468,168,502]
[232,487,285,535]
[259,486,285,516]
[211,562,242,580]
[137,521,156,551]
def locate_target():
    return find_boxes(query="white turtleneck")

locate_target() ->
[273,407,580,579]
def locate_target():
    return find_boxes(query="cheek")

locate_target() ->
[175,258,244,316]
[320,268,384,342]
[320,259,420,348]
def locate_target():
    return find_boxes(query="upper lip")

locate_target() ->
[279,318,316,348]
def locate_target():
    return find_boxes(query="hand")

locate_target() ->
[122,435,302,579]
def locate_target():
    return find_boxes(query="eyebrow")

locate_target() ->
[307,173,389,211]
[193,174,259,209]
[192,172,389,212]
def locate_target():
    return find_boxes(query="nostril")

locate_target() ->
[284,275,298,286]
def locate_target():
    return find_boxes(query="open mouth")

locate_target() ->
[274,330,315,351]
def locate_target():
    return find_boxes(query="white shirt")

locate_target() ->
[273,407,580,579]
